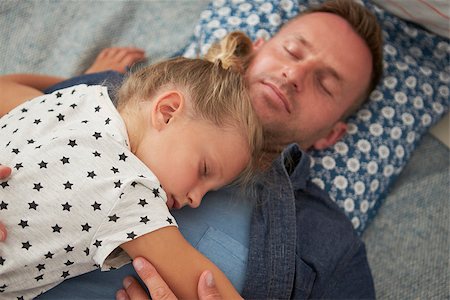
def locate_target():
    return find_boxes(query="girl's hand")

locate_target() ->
[0,165,11,179]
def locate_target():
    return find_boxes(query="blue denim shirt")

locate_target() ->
[46,73,375,299]
[243,144,375,299]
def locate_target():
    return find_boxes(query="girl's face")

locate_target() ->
[136,117,250,210]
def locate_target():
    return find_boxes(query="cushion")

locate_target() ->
[181,0,450,234]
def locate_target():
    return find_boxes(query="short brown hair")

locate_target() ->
[303,0,383,105]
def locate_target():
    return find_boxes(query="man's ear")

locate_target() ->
[312,122,347,150]
[252,38,266,51]
[151,91,184,131]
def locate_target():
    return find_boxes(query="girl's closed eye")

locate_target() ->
[202,161,209,177]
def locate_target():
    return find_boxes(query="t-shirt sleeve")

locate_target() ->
[91,181,177,270]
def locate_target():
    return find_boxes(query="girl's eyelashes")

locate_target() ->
[202,161,208,177]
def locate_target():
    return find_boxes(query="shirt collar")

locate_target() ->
[280,144,311,191]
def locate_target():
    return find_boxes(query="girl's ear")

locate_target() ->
[151,91,185,131]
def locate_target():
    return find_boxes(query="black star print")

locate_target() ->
[0,283,7,291]
[12,148,20,154]
[111,166,119,173]
[14,162,23,170]
[131,181,138,187]
[44,251,54,259]
[21,108,28,113]
[108,214,120,222]
[87,171,97,179]
[94,106,101,112]
[36,264,45,271]
[34,119,41,125]
[61,271,70,279]
[62,202,72,211]
[0,181,9,189]
[0,256,5,265]
[63,181,73,189]
[27,139,35,144]
[52,224,62,233]
[70,103,77,109]
[64,260,74,266]
[152,188,161,198]
[91,202,101,211]
[56,113,65,121]
[92,132,102,140]
[68,139,78,147]
[81,223,92,232]
[127,232,137,240]
[18,220,29,228]
[0,201,8,210]
[118,153,128,161]
[140,216,150,224]
[93,240,102,248]
[138,198,148,207]
[93,151,101,157]
[38,160,48,168]
[33,182,43,191]
[105,118,111,125]
[28,201,38,210]
[55,92,62,98]
[35,274,44,282]
[81,120,89,124]
[64,245,74,253]
[22,241,32,250]
[114,180,122,188]
[60,156,70,164]
[35,144,42,149]
[166,217,173,224]
[84,247,90,256]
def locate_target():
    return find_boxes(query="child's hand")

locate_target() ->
[0,165,11,241]
[0,165,11,179]
[85,47,146,74]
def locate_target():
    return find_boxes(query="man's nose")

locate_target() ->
[282,60,313,92]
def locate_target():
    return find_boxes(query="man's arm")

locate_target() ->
[0,76,44,116]
[121,227,241,299]
[322,242,376,299]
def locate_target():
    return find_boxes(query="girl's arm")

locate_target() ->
[121,227,242,299]
[0,76,44,116]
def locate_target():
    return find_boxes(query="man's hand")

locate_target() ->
[116,257,223,300]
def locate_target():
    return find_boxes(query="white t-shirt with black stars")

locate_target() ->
[0,84,177,299]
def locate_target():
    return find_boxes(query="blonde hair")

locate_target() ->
[205,31,284,166]
[117,57,264,186]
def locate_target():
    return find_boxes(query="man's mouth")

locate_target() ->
[262,81,292,113]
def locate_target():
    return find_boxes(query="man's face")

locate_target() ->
[246,12,372,150]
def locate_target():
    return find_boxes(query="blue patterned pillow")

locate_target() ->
[182,0,450,235]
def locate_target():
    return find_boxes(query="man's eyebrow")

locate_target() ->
[295,35,343,83]
[294,35,313,51]
[323,66,343,83]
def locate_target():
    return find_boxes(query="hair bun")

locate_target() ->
[205,31,253,73]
